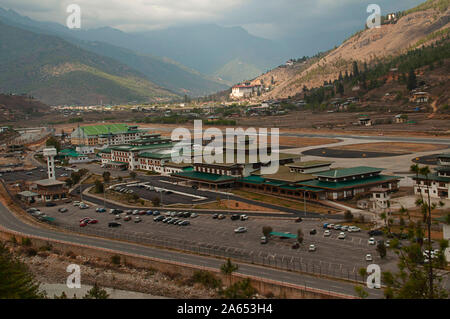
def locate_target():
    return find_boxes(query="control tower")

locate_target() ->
[43,148,57,180]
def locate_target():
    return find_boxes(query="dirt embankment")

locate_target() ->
[3,240,218,299]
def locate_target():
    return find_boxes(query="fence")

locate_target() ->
[55,220,367,284]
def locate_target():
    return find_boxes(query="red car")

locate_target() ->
[79,222,87,227]
[138,210,146,215]
[80,217,91,223]
[87,219,98,224]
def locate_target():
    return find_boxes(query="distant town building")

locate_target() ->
[230,83,262,99]
[410,92,429,104]
[70,124,147,146]
[413,153,450,200]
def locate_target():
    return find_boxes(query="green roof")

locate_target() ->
[139,152,172,160]
[81,124,131,136]
[413,173,450,183]
[110,143,173,152]
[298,175,401,190]
[314,166,384,179]
[438,153,450,159]
[172,171,236,183]
[270,232,297,239]
[240,175,266,184]
[59,149,84,158]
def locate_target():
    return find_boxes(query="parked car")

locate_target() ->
[368,237,376,245]
[324,230,331,237]
[348,226,360,232]
[218,214,225,220]
[365,254,373,262]
[327,224,335,229]
[146,210,153,215]
[240,215,248,221]
[338,232,346,239]
[341,225,349,232]
[234,227,247,233]
[134,217,142,223]
[95,207,106,213]
[295,217,303,223]
[154,216,165,222]
[45,202,56,207]
[212,213,219,219]
[322,223,329,229]
[260,236,268,244]
[123,216,131,222]
[190,213,198,218]
[152,211,160,216]
[310,229,317,235]
[291,242,300,249]
[132,210,139,215]
[231,214,240,220]
[138,210,146,215]
[87,219,98,224]
[108,222,121,228]
[183,212,191,218]
[115,215,121,220]
[308,244,316,252]
[79,222,87,227]
[180,220,190,226]
[58,208,68,213]
[368,230,384,236]
[334,224,342,230]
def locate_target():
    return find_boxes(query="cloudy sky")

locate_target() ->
[0,0,424,52]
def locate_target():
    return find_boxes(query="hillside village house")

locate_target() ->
[70,124,147,146]
[230,83,262,99]
[410,91,429,104]
[413,153,450,200]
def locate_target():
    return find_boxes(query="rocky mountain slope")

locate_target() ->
[250,1,450,100]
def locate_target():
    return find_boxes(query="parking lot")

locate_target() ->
[1,167,72,182]
[38,201,401,278]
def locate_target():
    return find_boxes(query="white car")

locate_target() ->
[324,230,331,237]
[115,215,121,220]
[365,254,373,262]
[348,226,361,232]
[368,237,376,245]
[308,244,316,252]
[338,232,346,239]
[240,214,248,221]
[341,225,349,232]
[234,227,247,233]
[134,217,142,223]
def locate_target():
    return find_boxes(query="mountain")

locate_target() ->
[246,0,450,100]
[132,24,288,82]
[0,93,49,122]
[0,21,177,106]
[0,13,287,85]
[0,8,228,96]
[213,58,263,84]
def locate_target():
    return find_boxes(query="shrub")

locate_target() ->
[25,248,37,257]
[110,255,121,265]
[21,238,32,247]
[192,271,222,289]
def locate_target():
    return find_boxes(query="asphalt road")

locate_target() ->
[0,195,384,298]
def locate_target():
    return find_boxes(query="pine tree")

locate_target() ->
[83,283,109,299]
[0,242,45,299]
[407,69,417,91]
